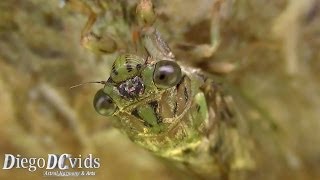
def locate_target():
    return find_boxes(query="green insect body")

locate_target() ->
[93,28,254,178]
[90,1,254,178]
[95,53,209,156]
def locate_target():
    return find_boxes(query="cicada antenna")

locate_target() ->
[70,81,108,89]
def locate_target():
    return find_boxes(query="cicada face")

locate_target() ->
[93,54,209,154]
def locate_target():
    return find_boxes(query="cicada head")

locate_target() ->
[94,54,182,127]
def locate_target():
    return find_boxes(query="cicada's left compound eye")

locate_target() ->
[153,60,182,89]
[93,89,117,116]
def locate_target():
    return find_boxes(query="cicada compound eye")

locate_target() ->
[93,89,117,116]
[153,60,182,89]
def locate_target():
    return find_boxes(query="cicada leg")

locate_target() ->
[136,0,176,61]
[172,0,236,75]
[202,0,238,75]
[200,77,256,178]
[135,0,234,73]
[189,0,224,60]
[66,0,118,54]
[175,0,231,61]
[200,77,236,134]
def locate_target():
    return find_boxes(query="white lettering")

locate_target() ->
[2,154,15,169]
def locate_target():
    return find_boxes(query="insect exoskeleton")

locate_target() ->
[93,53,209,158]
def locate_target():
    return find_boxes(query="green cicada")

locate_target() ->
[92,21,253,180]
[66,0,320,179]
[71,0,253,178]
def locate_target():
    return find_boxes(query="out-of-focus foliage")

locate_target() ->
[0,0,319,179]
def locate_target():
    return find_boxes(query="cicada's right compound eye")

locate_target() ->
[153,60,182,89]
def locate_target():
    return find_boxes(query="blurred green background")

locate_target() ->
[0,0,319,179]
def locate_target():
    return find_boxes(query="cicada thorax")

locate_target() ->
[119,69,210,159]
